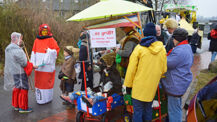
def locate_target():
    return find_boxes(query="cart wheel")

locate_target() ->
[101,114,109,122]
[123,112,132,122]
[76,111,84,122]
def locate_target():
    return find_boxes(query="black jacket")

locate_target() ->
[78,41,93,80]
[99,64,122,96]
[189,32,201,47]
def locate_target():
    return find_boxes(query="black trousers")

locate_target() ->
[81,77,93,91]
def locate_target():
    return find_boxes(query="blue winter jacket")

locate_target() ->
[162,44,193,96]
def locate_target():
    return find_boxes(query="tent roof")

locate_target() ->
[67,0,152,21]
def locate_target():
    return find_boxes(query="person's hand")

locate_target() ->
[33,65,38,69]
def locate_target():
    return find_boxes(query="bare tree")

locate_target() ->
[152,0,191,11]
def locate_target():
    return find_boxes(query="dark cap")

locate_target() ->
[143,22,156,36]
[172,28,188,42]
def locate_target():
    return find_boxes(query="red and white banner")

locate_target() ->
[89,28,116,48]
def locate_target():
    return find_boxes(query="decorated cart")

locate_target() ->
[66,0,167,121]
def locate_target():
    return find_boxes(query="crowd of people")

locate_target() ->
[3,17,216,121]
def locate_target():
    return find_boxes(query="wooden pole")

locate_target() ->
[123,16,141,29]
[23,41,35,92]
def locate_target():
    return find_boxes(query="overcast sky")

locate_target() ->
[191,0,217,17]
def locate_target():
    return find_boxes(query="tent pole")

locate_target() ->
[123,16,141,28]
[137,12,144,37]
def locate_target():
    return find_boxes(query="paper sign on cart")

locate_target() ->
[89,28,116,48]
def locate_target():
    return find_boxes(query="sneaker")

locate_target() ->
[14,107,19,111]
[19,108,33,113]
[60,95,73,104]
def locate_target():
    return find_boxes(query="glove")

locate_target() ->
[24,61,33,76]
[152,100,160,108]
[58,71,64,79]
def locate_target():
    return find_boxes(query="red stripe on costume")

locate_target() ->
[32,38,60,55]
[34,71,55,89]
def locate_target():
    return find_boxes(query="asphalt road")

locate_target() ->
[0,38,212,122]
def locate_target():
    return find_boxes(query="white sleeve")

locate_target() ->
[43,48,57,65]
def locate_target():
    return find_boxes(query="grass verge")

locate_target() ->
[188,69,217,100]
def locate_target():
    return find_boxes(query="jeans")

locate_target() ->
[132,98,153,122]
[190,44,197,54]
[211,52,217,62]
[168,95,182,122]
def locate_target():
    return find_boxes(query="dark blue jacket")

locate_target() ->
[78,41,93,80]
[162,44,193,96]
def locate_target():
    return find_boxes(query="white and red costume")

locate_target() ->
[31,24,60,104]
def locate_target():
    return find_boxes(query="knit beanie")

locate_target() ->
[143,23,156,36]
[172,28,188,42]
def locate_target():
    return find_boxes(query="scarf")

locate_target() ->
[140,36,157,47]
[36,35,52,39]
[65,55,72,60]
[167,40,188,56]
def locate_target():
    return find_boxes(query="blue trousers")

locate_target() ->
[211,52,217,62]
[132,98,153,122]
[190,44,197,54]
[168,95,182,122]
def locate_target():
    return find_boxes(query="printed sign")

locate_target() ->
[89,28,116,48]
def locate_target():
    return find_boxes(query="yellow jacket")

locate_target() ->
[124,41,167,102]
